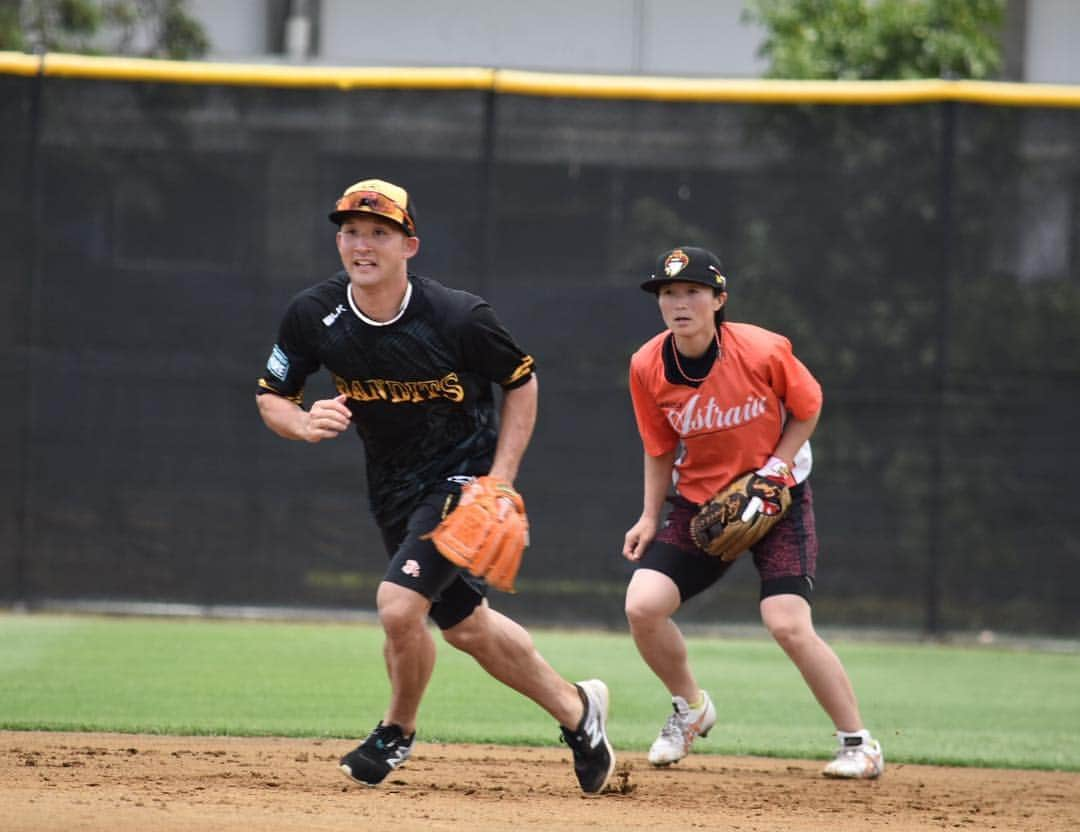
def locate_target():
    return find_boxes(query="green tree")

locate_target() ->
[0,0,23,49]
[745,0,1004,80]
[0,0,208,59]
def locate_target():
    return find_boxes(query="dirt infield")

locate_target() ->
[2,732,1078,831]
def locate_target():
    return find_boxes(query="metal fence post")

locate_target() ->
[15,53,47,609]
[479,87,498,298]
[927,98,957,635]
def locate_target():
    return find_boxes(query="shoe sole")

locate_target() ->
[339,762,382,787]
[823,767,884,779]
[822,760,884,780]
[697,697,718,739]
[578,679,616,793]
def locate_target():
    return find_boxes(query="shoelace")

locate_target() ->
[659,711,689,741]
[368,725,407,751]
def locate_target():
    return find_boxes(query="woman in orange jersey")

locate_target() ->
[622,246,883,779]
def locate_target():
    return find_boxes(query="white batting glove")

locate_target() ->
[756,455,797,488]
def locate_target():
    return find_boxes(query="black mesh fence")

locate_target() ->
[3,65,1079,635]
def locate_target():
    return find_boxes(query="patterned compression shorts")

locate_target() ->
[635,480,818,603]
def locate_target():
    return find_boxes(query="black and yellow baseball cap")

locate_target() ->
[329,178,417,236]
[640,246,726,293]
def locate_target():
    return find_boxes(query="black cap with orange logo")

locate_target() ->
[640,246,726,294]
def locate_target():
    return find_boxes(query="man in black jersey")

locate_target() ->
[255,179,613,794]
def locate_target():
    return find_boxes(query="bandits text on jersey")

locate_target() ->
[333,372,465,404]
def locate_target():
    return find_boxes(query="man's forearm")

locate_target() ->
[256,392,308,440]
[489,375,538,484]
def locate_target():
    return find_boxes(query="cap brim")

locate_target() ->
[640,276,723,293]
[328,208,412,234]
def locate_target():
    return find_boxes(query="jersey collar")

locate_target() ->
[347,278,413,327]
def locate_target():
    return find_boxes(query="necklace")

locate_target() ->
[670,332,721,383]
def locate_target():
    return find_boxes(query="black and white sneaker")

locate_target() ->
[339,721,415,786]
[560,679,615,794]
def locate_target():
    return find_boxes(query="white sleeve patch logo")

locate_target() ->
[267,345,289,381]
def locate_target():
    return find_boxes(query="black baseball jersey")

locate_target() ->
[257,272,535,527]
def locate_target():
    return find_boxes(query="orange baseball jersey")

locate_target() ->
[629,322,823,504]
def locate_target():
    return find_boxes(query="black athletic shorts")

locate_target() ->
[379,483,486,630]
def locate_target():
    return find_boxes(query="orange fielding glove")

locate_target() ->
[424,476,529,592]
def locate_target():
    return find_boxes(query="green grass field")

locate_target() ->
[2,613,1077,771]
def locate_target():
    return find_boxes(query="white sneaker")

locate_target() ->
[647,691,717,766]
[823,735,885,779]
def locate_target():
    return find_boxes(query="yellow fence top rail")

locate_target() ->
[3,50,1080,108]
[496,69,1080,108]
[0,51,495,90]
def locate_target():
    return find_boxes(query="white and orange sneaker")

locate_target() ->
[823,731,884,779]
[647,691,717,766]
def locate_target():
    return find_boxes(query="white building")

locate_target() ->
[188,0,1080,84]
